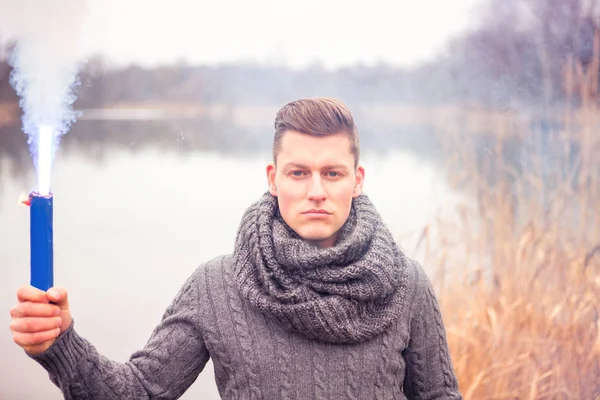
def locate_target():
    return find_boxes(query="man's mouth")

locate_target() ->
[303,209,331,215]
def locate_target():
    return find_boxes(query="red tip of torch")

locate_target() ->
[19,193,32,206]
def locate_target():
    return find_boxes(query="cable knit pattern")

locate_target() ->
[221,256,263,400]
[345,346,361,400]
[313,344,328,400]
[233,192,408,344]
[27,194,462,399]
[383,263,409,399]
[203,265,240,399]
[375,327,395,400]
[428,281,459,398]
[403,266,462,399]
[274,327,294,400]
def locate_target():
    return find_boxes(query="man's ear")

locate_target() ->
[353,165,365,198]
[266,162,277,196]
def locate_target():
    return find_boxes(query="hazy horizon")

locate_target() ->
[0,0,483,70]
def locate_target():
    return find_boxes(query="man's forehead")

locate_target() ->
[278,144,353,166]
[279,132,352,154]
[276,130,355,167]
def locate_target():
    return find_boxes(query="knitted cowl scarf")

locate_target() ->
[233,192,409,344]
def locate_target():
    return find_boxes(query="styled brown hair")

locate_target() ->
[272,97,360,166]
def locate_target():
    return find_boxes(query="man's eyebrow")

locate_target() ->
[283,162,309,170]
[282,162,349,170]
[323,164,350,170]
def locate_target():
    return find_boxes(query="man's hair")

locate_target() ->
[272,97,360,167]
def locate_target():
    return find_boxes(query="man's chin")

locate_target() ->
[296,229,338,247]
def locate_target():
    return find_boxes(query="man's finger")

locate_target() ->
[16,285,49,304]
[13,328,60,346]
[22,343,50,355]
[10,317,62,333]
[46,287,69,311]
[10,302,61,318]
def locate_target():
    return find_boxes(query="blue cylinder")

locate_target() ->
[29,192,53,291]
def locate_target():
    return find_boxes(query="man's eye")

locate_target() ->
[327,171,340,177]
[291,171,304,177]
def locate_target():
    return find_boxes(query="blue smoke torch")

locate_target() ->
[22,192,54,291]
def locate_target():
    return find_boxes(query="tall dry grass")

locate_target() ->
[423,103,600,399]
[416,26,600,399]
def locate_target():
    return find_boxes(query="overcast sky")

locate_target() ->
[2,0,482,69]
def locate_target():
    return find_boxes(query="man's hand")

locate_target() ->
[9,285,72,355]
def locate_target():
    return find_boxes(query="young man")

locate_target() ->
[10,98,463,399]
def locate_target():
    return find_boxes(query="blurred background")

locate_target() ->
[1,0,599,398]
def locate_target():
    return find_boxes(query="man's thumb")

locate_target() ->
[46,287,69,310]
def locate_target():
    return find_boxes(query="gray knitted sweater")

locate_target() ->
[30,194,462,399]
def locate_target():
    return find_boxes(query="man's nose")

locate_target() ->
[307,177,326,200]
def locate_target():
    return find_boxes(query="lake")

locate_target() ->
[0,121,461,399]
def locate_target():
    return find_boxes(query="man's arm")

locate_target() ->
[23,270,209,399]
[402,262,463,400]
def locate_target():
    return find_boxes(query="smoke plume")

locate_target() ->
[0,0,88,193]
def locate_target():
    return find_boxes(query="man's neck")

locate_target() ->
[309,234,338,249]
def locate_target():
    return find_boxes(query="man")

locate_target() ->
[10,98,463,399]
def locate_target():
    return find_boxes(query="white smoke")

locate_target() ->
[0,0,89,194]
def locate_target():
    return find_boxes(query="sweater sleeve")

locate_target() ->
[28,269,210,399]
[402,262,463,400]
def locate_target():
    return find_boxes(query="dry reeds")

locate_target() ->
[418,24,600,397]
[423,100,600,398]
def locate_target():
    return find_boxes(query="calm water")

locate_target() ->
[0,134,459,398]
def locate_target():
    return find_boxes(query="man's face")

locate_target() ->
[266,130,365,248]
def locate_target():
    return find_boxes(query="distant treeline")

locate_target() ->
[1,0,598,110]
